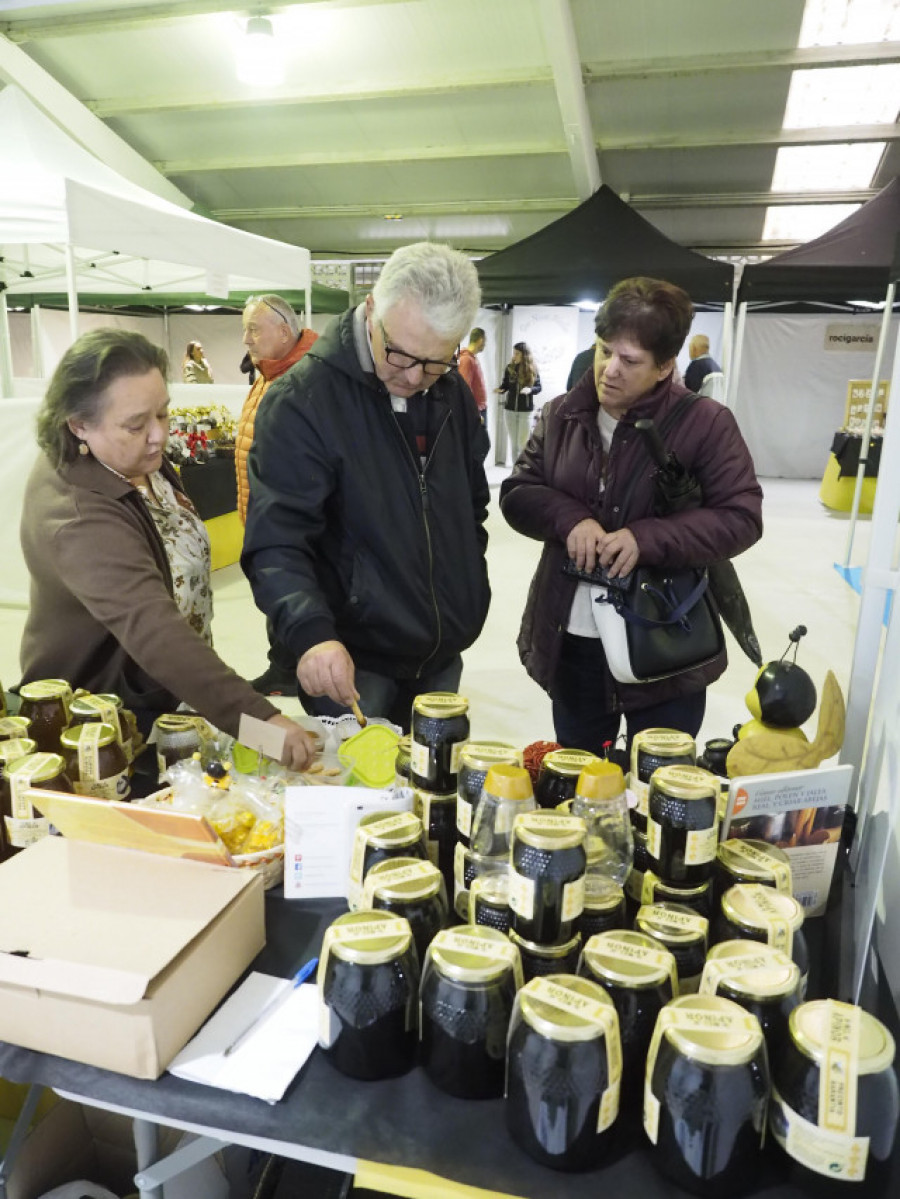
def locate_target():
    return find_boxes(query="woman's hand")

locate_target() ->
[267,715,318,771]
[597,527,639,578]
[566,518,606,572]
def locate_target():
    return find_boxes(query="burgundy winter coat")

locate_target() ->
[499,370,763,713]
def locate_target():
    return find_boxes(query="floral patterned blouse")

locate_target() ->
[139,471,213,644]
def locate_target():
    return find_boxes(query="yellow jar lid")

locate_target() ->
[483,763,533,801]
[460,741,523,771]
[541,748,598,778]
[429,925,519,983]
[576,759,625,801]
[519,974,616,1043]
[663,994,763,1066]
[650,763,719,801]
[326,910,413,964]
[790,1000,895,1075]
[513,810,586,851]
[0,738,37,764]
[19,679,70,701]
[413,692,469,718]
[60,722,119,750]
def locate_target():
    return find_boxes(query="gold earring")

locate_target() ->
[78,441,89,456]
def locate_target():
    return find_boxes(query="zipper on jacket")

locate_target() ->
[389,402,451,677]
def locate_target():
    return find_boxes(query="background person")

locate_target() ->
[182,339,214,384]
[242,242,490,731]
[497,341,541,462]
[684,333,721,394]
[458,327,488,423]
[500,277,762,757]
[19,328,315,770]
[236,294,318,695]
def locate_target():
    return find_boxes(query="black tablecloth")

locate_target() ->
[830,432,883,479]
[179,457,237,521]
[2,889,897,1199]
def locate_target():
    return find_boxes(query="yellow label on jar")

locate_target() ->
[561,876,585,922]
[73,771,129,802]
[362,860,436,907]
[771,1087,868,1181]
[726,841,791,891]
[645,906,708,937]
[4,815,49,849]
[601,935,679,995]
[699,951,775,996]
[9,755,57,820]
[631,776,650,818]
[643,1085,661,1144]
[328,917,410,945]
[456,795,472,838]
[449,740,466,773]
[647,817,662,859]
[685,825,718,865]
[508,869,536,920]
[77,723,103,785]
[741,885,795,956]
[409,739,431,778]
[820,1001,860,1137]
[625,867,645,903]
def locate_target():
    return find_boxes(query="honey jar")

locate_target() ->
[60,723,130,801]
[410,692,469,793]
[535,748,599,810]
[456,741,522,845]
[629,729,696,832]
[347,811,428,911]
[17,680,72,753]
[647,764,720,886]
[361,856,448,963]
[509,811,587,945]
[68,692,136,763]
[717,883,809,997]
[634,901,709,994]
[700,939,801,1061]
[3,751,74,853]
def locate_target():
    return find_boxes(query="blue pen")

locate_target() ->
[223,958,319,1057]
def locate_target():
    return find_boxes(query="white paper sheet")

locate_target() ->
[167,972,318,1104]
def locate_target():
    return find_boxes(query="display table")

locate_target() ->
[177,458,242,570]
[1,886,894,1199]
[820,432,881,513]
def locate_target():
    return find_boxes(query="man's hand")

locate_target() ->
[298,640,359,707]
[266,715,318,771]
[566,518,607,572]
[597,527,639,578]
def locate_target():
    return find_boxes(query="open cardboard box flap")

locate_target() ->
[0,791,255,1007]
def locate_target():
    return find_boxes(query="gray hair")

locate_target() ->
[37,328,168,468]
[244,293,300,338]
[372,242,481,342]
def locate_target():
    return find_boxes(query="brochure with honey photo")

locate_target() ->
[721,764,852,918]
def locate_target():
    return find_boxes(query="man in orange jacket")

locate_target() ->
[236,294,318,693]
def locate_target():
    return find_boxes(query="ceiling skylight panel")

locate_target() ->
[783,64,900,127]
[762,203,861,241]
[772,143,887,190]
[798,0,900,47]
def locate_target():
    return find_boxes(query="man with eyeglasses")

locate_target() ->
[235,294,318,694]
[242,242,490,729]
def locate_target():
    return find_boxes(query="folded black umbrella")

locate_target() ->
[635,418,762,667]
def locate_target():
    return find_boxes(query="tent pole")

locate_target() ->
[724,301,746,412]
[721,300,734,381]
[64,243,79,343]
[842,281,896,569]
[305,260,313,325]
[30,305,45,378]
[0,292,13,398]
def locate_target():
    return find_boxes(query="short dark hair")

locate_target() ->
[37,328,168,467]
[595,277,693,365]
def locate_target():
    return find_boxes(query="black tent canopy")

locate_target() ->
[476,185,734,306]
[739,178,900,305]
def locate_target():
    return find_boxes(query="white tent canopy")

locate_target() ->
[0,84,311,376]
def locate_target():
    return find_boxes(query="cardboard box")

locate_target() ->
[0,793,265,1079]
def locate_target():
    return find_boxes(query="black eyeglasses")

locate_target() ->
[253,297,290,325]
[379,322,458,378]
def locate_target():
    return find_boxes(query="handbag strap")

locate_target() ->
[614,392,699,526]
[611,570,710,631]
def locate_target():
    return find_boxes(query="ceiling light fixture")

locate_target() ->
[237,15,285,87]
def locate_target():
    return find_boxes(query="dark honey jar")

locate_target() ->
[634,902,709,994]
[0,716,32,742]
[420,925,522,1099]
[60,723,130,802]
[700,939,801,1061]
[361,856,448,963]
[715,838,792,906]
[629,729,696,833]
[647,764,719,887]
[506,975,621,1171]
[770,1000,899,1190]
[578,929,677,1112]
[535,749,598,810]
[17,680,72,753]
[348,810,428,911]
[3,751,74,854]
[696,737,734,778]
[317,911,420,1080]
[468,871,511,934]
[577,875,626,940]
[68,692,135,763]
[412,788,456,898]
[510,811,587,945]
[509,928,582,983]
[644,994,770,1198]
[410,692,469,793]
[0,738,37,859]
[456,741,522,846]
[640,869,713,919]
[717,884,809,997]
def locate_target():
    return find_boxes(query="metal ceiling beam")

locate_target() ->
[157,123,899,176]
[538,0,600,198]
[1,0,412,40]
[583,40,900,81]
[211,188,876,222]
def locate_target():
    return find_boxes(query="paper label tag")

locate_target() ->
[449,740,466,773]
[9,755,57,819]
[4,815,49,848]
[742,885,794,955]
[725,841,791,891]
[561,876,585,921]
[600,935,679,995]
[629,774,650,818]
[641,905,708,937]
[772,1086,868,1181]
[647,817,662,859]
[409,740,431,779]
[77,723,103,785]
[643,1085,661,1144]
[508,869,535,920]
[821,1001,860,1136]
[237,713,287,761]
[685,825,718,865]
[362,859,436,907]
[456,795,472,837]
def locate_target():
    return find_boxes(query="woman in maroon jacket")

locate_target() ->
[500,278,763,756]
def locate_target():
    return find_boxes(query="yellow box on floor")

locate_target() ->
[0,793,265,1079]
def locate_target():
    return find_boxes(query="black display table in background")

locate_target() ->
[830,432,883,479]
[178,457,237,521]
